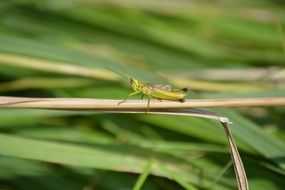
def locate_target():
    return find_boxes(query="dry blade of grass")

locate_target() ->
[0,53,118,80]
[174,68,285,82]
[0,96,285,110]
[3,97,280,190]
[221,121,248,190]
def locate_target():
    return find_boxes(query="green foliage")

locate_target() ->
[0,0,285,189]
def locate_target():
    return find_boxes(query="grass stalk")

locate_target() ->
[1,96,285,110]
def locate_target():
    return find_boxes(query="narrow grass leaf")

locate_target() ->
[133,158,153,190]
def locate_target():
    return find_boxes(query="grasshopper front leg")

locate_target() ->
[118,91,140,105]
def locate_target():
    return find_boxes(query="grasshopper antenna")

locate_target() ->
[117,62,128,76]
[105,66,129,79]
[106,61,132,79]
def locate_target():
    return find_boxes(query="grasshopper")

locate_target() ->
[108,67,188,112]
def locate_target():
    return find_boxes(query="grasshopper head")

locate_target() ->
[129,77,140,91]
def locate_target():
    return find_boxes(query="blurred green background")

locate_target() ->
[0,0,285,190]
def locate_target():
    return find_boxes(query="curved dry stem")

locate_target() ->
[0,96,254,190]
[221,122,248,190]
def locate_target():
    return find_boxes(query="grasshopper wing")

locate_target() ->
[146,84,173,91]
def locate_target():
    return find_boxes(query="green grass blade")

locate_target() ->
[133,158,153,190]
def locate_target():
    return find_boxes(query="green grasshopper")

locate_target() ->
[108,67,188,112]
